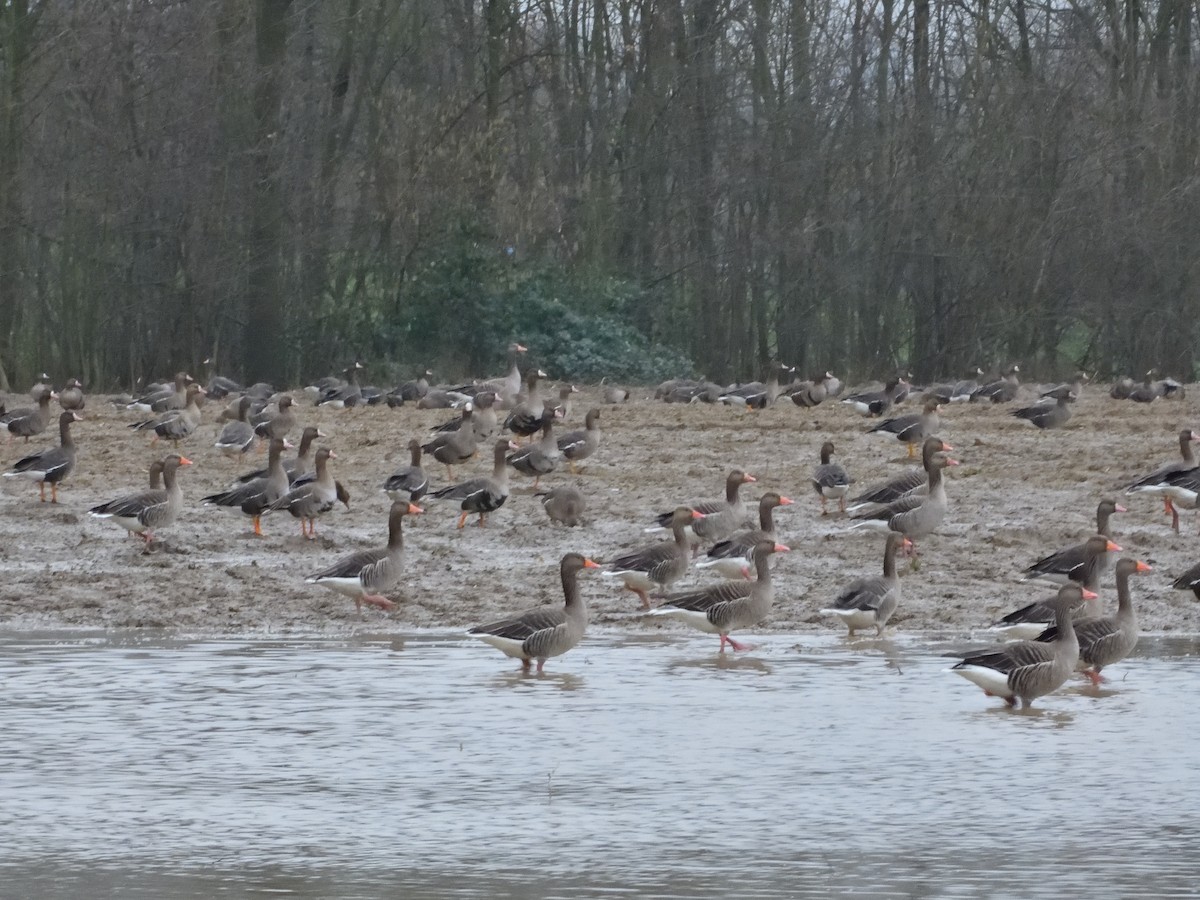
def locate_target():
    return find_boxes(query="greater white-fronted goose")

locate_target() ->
[383,439,429,502]
[317,362,366,408]
[128,371,193,413]
[479,342,528,408]
[650,469,756,547]
[1124,428,1200,528]
[417,387,473,410]
[235,425,323,485]
[2,384,55,442]
[970,364,1020,403]
[430,438,515,528]
[1011,387,1075,429]
[846,437,952,514]
[996,536,1118,639]
[850,450,958,558]
[787,372,833,408]
[1172,561,1200,599]
[430,390,498,442]
[202,436,291,536]
[130,384,205,446]
[421,403,479,482]
[270,447,339,539]
[507,409,561,489]
[1040,371,1090,399]
[469,552,599,671]
[820,531,910,635]
[868,398,941,457]
[697,492,793,580]
[1128,369,1160,403]
[926,367,984,404]
[3,410,82,503]
[601,380,629,404]
[556,408,600,474]
[719,363,794,409]
[88,454,192,544]
[202,358,243,399]
[554,384,580,420]
[606,507,704,609]
[841,376,909,417]
[812,441,854,515]
[305,500,423,614]
[1035,557,1151,685]
[1110,376,1135,399]
[648,540,787,652]
[1154,466,1200,533]
[503,369,549,438]
[387,369,433,407]
[950,584,1088,708]
[1023,502,1125,584]
[214,396,256,459]
[58,378,85,411]
[254,394,296,443]
[537,485,586,526]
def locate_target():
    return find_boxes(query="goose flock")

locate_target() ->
[1,356,1198,706]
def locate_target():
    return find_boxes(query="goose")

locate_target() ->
[1171,560,1200,600]
[949,584,1088,708]
[1040,371,1090,399]
[820,532,910,635]
[719,363,794,409]
[478,342,528,408]
[606,507,704,609]
[3,410,82,503]
[994,535,1119,639]
[202,358,243,399]
[2,385,55,442]
[868,398,941,457]
[468,553,599,671]
[812,441,854,514]
[430,390,498,443]
[503,369,549,439]
[507,409,562,488]
[201,437,291,536]
[556,408,601,473]
[387,369,433,406]
[841,376,909,417]
[214,396,256,459]
[88,454,192,543]
[1011,387,1075,429]
[925,367,984,403]
[57,378,86,411]
[127,372,193,413]
[1023,502,1125,584]
[234,425,324,485]
[1152,465,1200,534]
[697,492,794,580]
[429,439,516,528]
[1128,369,1160,403]
[316,362,365,408]
[553,384,580,420]
[850,450,959,558]
[787,372,834,408]
[1110,376,1135,400]
[537,485,587,526]
[970,364,1020,403]
[1124,429,1200,527]
[649,470,756,548]
[383,439,429,502]
[1034,557,1151,685]
[270,448,339,539]
[421,403,478,481]
[129,384,205,446]
[305,500,423,613]
[648,540,787,652]
[846,438,951,514]
[601,381,629,404]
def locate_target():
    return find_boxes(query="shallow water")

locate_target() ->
[2,630,1199,898]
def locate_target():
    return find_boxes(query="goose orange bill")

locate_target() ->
[582,558,601,569]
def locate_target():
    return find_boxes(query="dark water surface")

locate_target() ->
[2,631,1198,898]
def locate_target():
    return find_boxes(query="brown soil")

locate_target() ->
[2,383,1199,635]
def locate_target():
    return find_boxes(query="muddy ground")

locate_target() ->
[2,381,1200,636]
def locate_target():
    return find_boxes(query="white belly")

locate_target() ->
[606,570,657,592]
[695,557,751,580]
[471,633,529,659]
[307,576,365,598]
[647,607,720,634]
[950,665,1014,698]
[820,608,877,631]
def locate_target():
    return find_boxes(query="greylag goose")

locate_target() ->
[1128,369,1160,403]
[421,403,479,482]
[970,364,1020,403]
[503,369,549,438]
[468,552,599,671]
[719,364,794,409]
[950,584,1088,708]
[305,500,423,613]
[787,372,833,408]
[201,437,291,536]
[995,536,1118,639]
[507,409,561,488]
[202,358,243,399]
[1154,466,1200,533]
[812,441,854,514]
[537,485,586,526]
[254,394,296,442]
[841,376,909,417]
[2,384,55,442]
[556,408,601,473]
[130,384,205,446]
[846,437,951,514]
[1023,502,1125,584]
[429,438,515,528]
[650,470,756,547]
[1011,387,1075,429]
[88,454,192,544]
[235,425,323,485]
[270,447,339,539]
[697,492,794,580]
[3,410,82,502]
[868,398,941,457]
[820,531,910,635]
[647,539,788,652]
[850,450,959,558]
[1035,557,1151,684]
[383,439,429,502]
[214,396,256,459]
[1124,428,1200,527]
[1172,560,1200,599]
[606,507,704,609]
[316,362,365,408]
[57,378,85,411]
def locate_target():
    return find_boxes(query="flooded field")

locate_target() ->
[3,631,1199,898]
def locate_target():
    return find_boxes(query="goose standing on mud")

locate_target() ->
[820,532,910,636]
[868,398,941,457]
[430,439,516,528]
[3,410,82,503]
[698,492,794,580]
[607,507,705,609]
[812,441,854,514]
[88,454,192,544]
[1125,429,1200,526]
[1022,501,1125,584]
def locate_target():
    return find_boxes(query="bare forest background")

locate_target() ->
[1,0,1197,390]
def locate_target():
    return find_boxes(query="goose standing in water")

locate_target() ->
[820,532,910,636]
